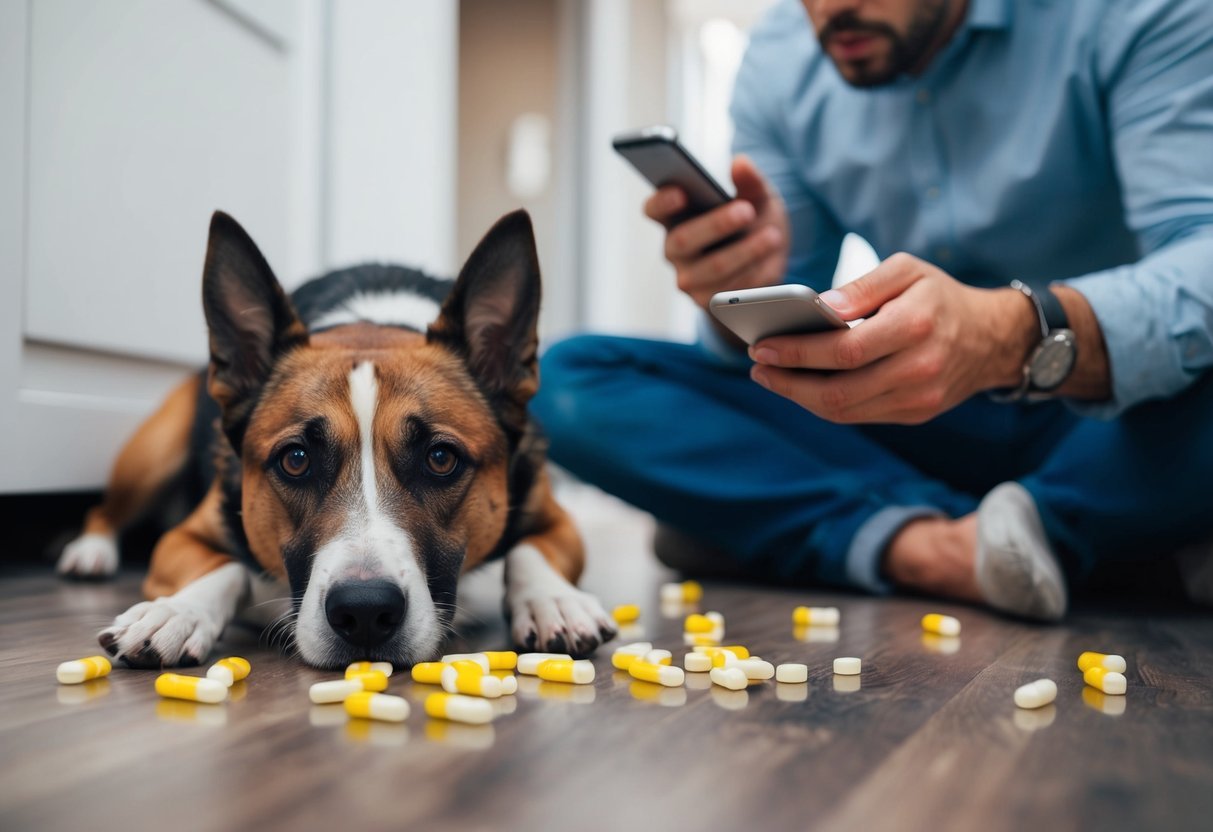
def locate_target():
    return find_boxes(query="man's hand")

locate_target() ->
[644,155,789,312]
[748,253,1039,424]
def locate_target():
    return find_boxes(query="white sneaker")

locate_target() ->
[976,482,1068,621]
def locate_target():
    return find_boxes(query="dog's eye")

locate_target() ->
[279,446,310,478]
[425,444,459,477]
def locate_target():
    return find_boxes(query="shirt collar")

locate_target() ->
[966,0,1012,31]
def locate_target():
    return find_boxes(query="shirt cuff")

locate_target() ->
[846,505,945,594]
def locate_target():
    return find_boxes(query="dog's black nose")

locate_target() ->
[324,580,407,648]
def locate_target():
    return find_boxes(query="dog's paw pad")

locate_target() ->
[57,533,120,579]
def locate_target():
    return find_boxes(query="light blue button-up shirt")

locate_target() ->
[723,0,1213,418]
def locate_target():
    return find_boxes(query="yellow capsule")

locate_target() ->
[1077,651,1126,673]
[684,614,715,634]
[629,659,685,688]
[449,660,487,677]
[921,613,961,637]
[425,692,494,724]
[344,691,409,722]
[56,655,112,685]
[345,661,393,679]
[155,673,228,704]
[536,658,595,685]
[792,606,840,627]
[611,604,641,624]
[483,651,518,671]
[348,670,389,692]
[1083,666,1127,695]
[411,662,448,685]
[206,656,250,686]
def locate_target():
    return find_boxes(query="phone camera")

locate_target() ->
[728,297,740,304]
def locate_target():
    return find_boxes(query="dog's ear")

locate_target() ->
[202,211,307,449]
[428,209,542,429]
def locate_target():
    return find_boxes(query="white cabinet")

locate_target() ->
[0,0,457,493]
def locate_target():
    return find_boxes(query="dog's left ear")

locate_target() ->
[428,209,541,429]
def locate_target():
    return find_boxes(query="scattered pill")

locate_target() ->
[206,657,250,687]
[425,692,494,724]
[1083,666,1127,695]
[644,649,672,666]
[792,606,840,627]
[441,665,503,698]
[921,614,961,637]
[776,663,808,684]
[611,642,653,671]
[345,661,393,679]
[710,666,748,691]
[483,651,518,671]
[155,673,228,704]
[517,652,573,675]
[629,659,685,688]
[684,614,715,634]
[1077,652,1126,674]
[684,652,713,673]
[660,580,703,604]
[56,655,112,685]
[735,658,775,681]
[441,653,491,673]
[345,691,409,722]
[348,670,389,692]
[411,662,448,685]
[537,658,596,685]
[833,657,862,676]
[309,678,364,704]
[1013,679,1058,709]
[612,604,641,624]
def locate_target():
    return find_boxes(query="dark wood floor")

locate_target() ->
[2,508,1212,832]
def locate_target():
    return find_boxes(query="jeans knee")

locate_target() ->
[532,334,618,447]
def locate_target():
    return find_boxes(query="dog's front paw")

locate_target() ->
[58,533,120,579]
[98,598,221,668]
[505,546,617,657]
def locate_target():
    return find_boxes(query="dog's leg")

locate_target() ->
[505,485,617,656]
[98,483,248,667]
[59,374,199,578]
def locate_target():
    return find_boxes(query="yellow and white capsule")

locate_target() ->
[155,673,228,704]
[347,670,389,692]
[684,614,715,634]
[345,661,393,679]
[309,678,364,704]
[441,665,503,698]
[611,642,652,671]
[1083,666,1127,695]
[425,692,494,725]
[612,604,641,624]
[628,659,684,688]
[1077,652,1126,674]
[792,606,840,627]
[660,580,703,604]
[536,658,595,685]
[206,657,250,687]
[440,653,491,673]
[411,662,448,685]
[56,655,112,685]
[694,644,751,660]
[483,651,518,671]
[345,691,409,722]
[644,649,673,666]
[921,613,961,637]
[1014,679,1058,709]
[517,652,573,676]
[684,652,713,673]
[710,666,748,691]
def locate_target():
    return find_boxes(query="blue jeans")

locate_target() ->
[532,334,1213,593]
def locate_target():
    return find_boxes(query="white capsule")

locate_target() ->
[684,652,714,673]
[1013,678,1058,709]
[440,653,491,673]
[345,691,409,723]
[516,652,573,675]
[309,678,364,704]
[710,666,748,691]
[833,657,862,676]
[735,658,775,681]
[425,692,495,724]
[644,649,673,666]
[776,663,809,684]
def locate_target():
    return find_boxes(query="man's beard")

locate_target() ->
[819,0,952,88]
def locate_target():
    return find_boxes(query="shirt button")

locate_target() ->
[916,88,931,105]
[935,246,952,262]
[926,186,941,200]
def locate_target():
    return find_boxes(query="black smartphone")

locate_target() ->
[612,126,734,226]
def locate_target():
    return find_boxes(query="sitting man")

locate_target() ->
[533,0,1213,619]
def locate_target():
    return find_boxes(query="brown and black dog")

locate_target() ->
[57,209,616,668]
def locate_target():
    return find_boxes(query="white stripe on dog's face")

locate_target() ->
[294,361,441,667]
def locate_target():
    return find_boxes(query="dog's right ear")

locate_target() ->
[202,211,307,449]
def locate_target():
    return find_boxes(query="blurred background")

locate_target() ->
[1,0,875,495]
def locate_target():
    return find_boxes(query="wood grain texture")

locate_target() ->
[1,564,1210,832]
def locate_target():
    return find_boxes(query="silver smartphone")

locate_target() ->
[709,285,848,346]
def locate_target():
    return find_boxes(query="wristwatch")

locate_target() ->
[989,279,1077,403]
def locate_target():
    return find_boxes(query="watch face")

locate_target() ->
[1030,331,1077,391]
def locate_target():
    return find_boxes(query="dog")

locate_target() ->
[57,209,617,668]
